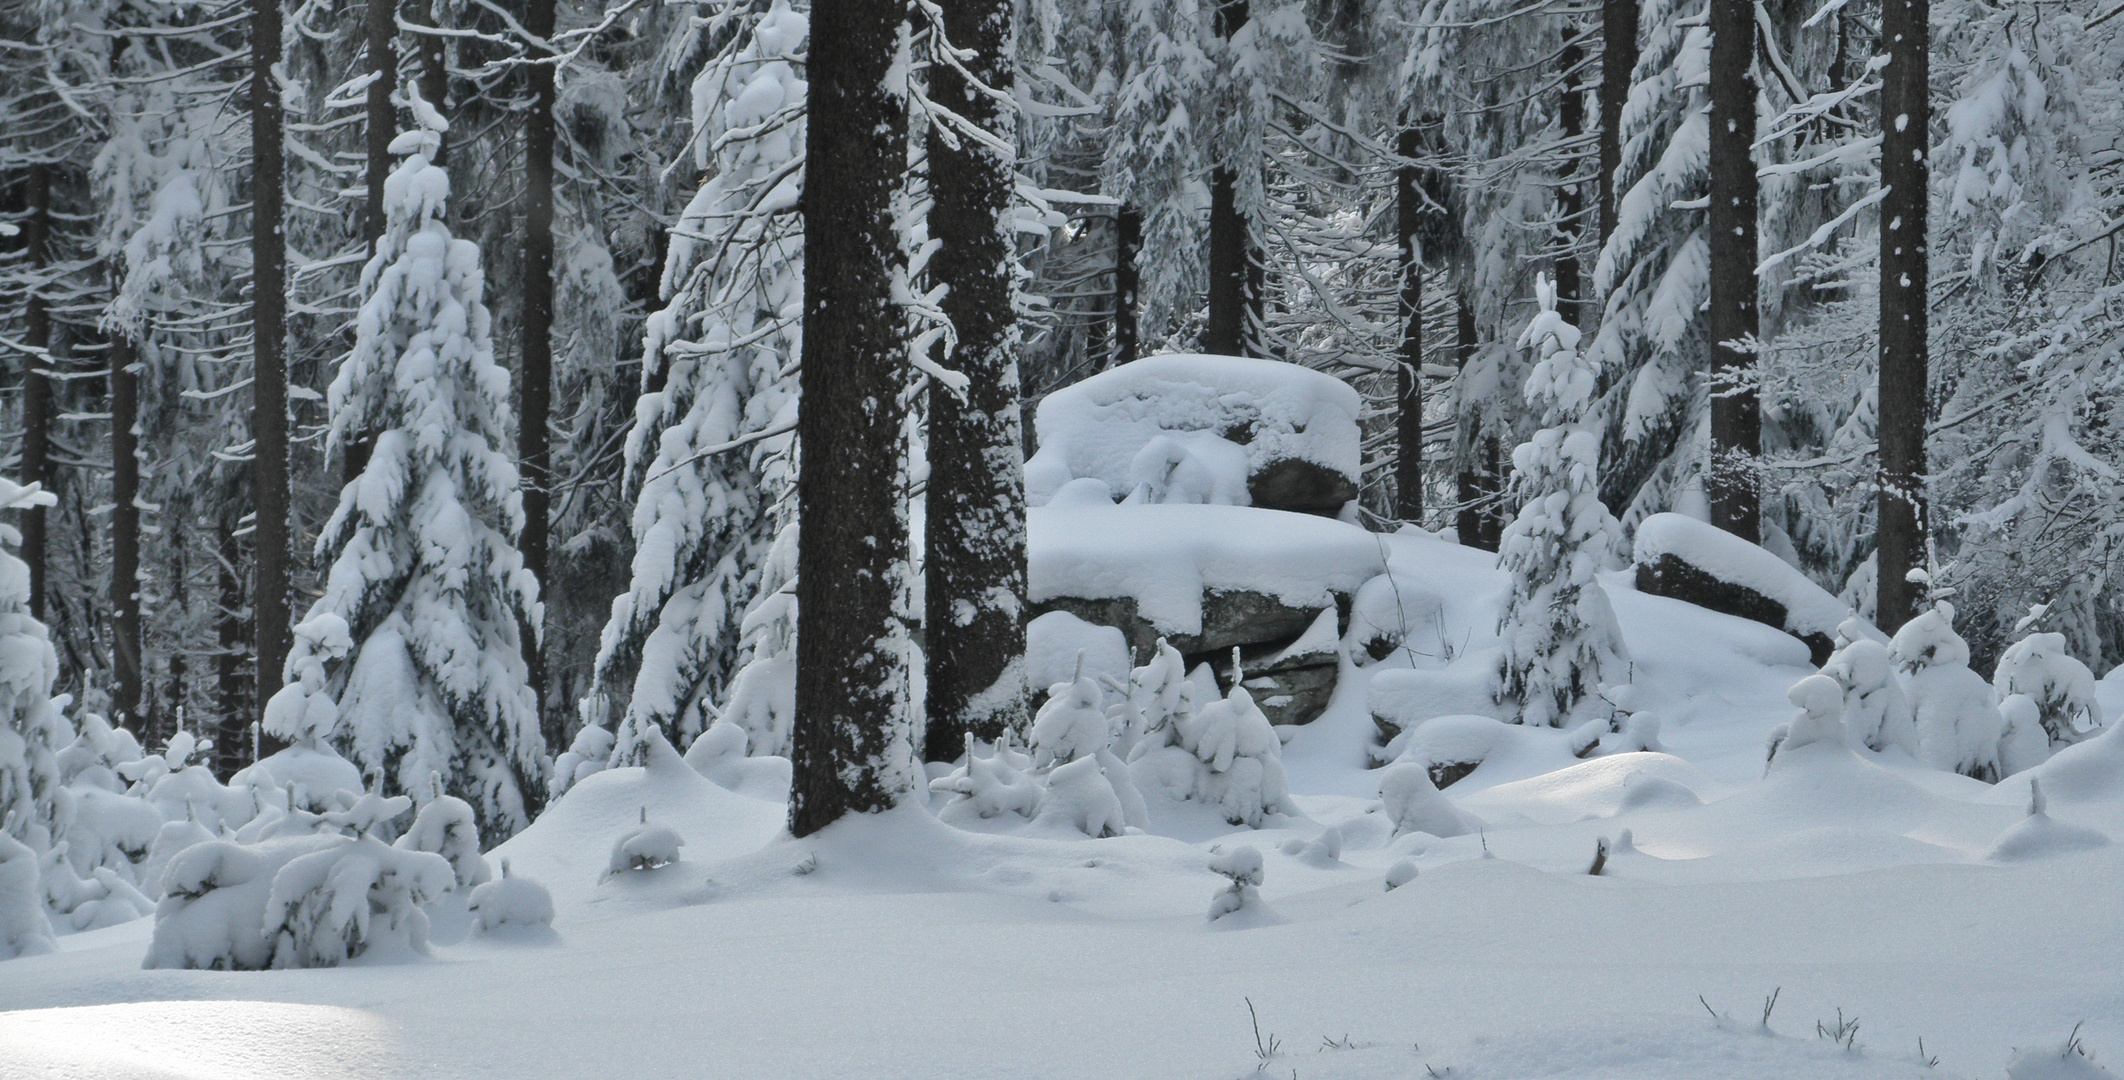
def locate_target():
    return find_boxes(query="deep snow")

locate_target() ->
[2,530,2119,1080]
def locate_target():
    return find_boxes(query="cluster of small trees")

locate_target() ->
[3,0,2122,841]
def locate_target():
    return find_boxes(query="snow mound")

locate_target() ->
[1458,753,1716,825]
[1028,503,1384,638]
[1025,353,1360,512]
[1988,779,2111,863]
[1025,612,1131,700]
[1378,762,1483,838]
[1382,714,1587,792]
[2014,721,2124,805]
[491,737,784,909]
[2006,1037,2119,1080]
[468,869,557,935]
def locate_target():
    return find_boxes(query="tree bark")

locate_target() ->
[1453,294,1502,552]
[1395,128,1424,523]
[1875,0,1929,632]
[1202,0,1254,358]
[1598,0,1639,248]
[788,0,916,837]
[110,334,143,733]
[215,514,250,780]
[1705,0,1759,541]
[364,0,395,254]
[252,0,291,709]
[520,0,556,745]
[1112,204,1140,366]
[924,0,1029,759]
[20,164,50,622]
[1555,32,1585,324]
[1204,168,1249,356]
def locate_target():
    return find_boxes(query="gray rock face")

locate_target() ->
[1246,456,1359,516]
[1027,590,1353,725]
[1635,554,1836,665]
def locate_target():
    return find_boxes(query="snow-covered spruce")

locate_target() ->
[1889,603,2009,781]
[1129,649,1290,828]
[929,664,1146,838]
[0,831,56,960]
[1205,845,1266,923]
[144,791,457,971]
[1819,622,1918,756]
[394,795,491,890]
[1495,275,1629,727]
[293,111,544,839]
[606,808,683,877]
[467,859,554,934]
[1993,632,2102,748]
[587,1,806,767]
[0,478,68,857]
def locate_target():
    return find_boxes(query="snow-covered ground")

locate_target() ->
[3,532,2119,1080]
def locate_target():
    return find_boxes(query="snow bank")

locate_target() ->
[1633,512,1858,663]
[1025,354,1361,514]
[1028,504,1383,643]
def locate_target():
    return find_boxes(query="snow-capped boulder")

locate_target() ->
[1025,354,1361,516]
[1028,504,1379,725]
[1632,513,1857,665]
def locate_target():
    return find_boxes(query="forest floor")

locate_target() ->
[2,533,2120,1080]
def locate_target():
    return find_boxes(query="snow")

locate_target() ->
[1024,353,1361,508]
[4,529,2121,1079]
[1028,503,1385,636]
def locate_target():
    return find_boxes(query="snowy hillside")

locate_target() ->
[3,530,2118,1080]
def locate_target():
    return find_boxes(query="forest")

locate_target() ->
[0,0,2121,1074]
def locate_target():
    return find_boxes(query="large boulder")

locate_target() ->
[1631,513,1859,665]
[1027,503,1383,724]
[1024,354,1361,516]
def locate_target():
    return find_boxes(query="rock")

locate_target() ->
[1631,513,1856,665]
[1025,354,1361,516]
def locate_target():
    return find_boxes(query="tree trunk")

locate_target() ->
[788,0,917,837]
[1395,128,1424,523]
[1204,168,1249,356]
[349,0,396,486]
[415,6,447,162]
[215,514,250,780]
[364,0,395,254]
[520,0,556,745]
[1555,32,1585,323]
[1453,294,1502,552]
[110,334,143,733]
[1875,0,1929,632]
[252,0,291,709]
[1202,0,1254,358]
[1598,0,1639,248]
[1112,204,1140,366]
[924,0,1029,760]
[1705,0,1759,541]
[20,163,50,622]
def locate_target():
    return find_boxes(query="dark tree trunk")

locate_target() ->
[1705,0,1759,541]
[215,514,250,780]
[1875,0,1929,632]
[1395,128,1424,523]
[349,0,396,486]
[110,334,143,733]
[1554,32,1585,323]
[1453,294,1503,552]
[1202,0,1255,358]
[520,0,557,745]
[1598,0,1639,248]
[415,8,447,162]
[20,163,50,622]
[788,0,915,837]
[1113,204,1140,366]
[364,0,395,254]
[252,0,291,709]
[924,0,1029,760]
[1204,168,1249,356]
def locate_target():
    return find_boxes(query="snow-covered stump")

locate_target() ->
[1632,513,1854,666]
